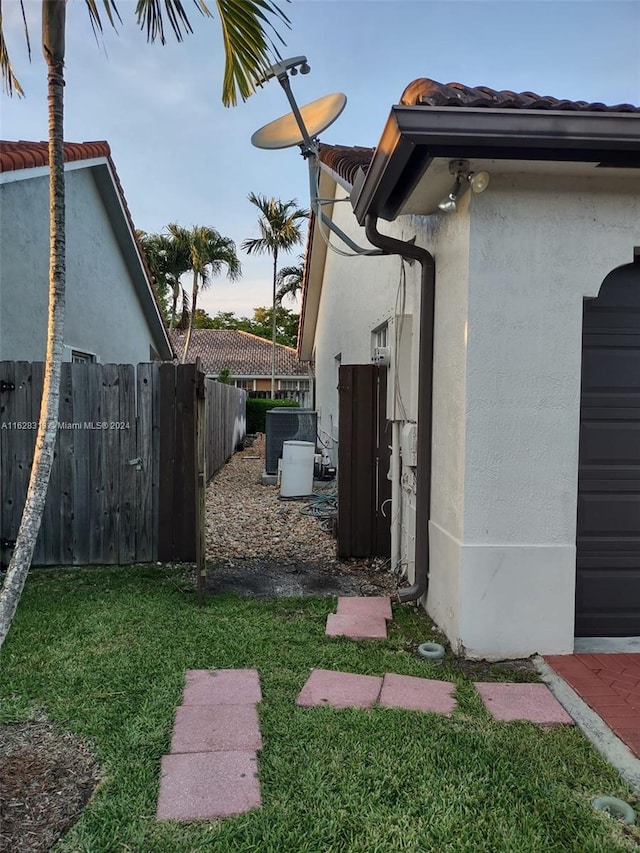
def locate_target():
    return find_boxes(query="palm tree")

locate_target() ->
[242,194,308,396]
[276,256,304,305]
[137,229,191,329]
[0,0,289,649]
[179,225,241,362]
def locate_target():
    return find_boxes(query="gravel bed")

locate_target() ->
[205,435,397,597]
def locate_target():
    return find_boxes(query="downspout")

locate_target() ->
[364,215,435,604]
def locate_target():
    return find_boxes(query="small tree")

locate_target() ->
[217,367,232,384]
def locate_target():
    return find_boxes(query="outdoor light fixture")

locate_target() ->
[438,159,491,213]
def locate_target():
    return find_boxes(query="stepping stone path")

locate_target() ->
[475,682,574,725]
[297,669,571,724]
[157,669,263,821]
[297,669,457,714]
[325,596,392,639]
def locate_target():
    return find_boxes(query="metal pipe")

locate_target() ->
[390,420,401,576]
[364,215,435,604]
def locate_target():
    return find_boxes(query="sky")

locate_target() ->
[1,0,639,318]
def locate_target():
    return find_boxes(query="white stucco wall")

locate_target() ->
[0,167,165,363]
[311,188,421,463]
[454,172,640,658]
[308,168,639,660]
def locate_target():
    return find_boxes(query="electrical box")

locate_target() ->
[372,346,391,367]
[400,422,418,467]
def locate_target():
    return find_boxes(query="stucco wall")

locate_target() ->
[308,168,639,659]
[454,172,640,657]
[311,188,419,461]
[0,168,163,364]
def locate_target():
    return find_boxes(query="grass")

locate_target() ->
[2,563,639,852]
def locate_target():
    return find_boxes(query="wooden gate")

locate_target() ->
[0,361,205,566]
[337,364,391,559]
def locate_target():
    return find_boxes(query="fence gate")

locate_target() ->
[337,364,391,559]
[0,361,206,566]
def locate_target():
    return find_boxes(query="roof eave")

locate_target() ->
[353,106,640,223]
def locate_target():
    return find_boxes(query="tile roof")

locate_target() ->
[318,143,375,187]
[400,79,640,113]
[1,140,169,344]
[170,330,309,377]
[317,78,639,188]
[0,139,112,172]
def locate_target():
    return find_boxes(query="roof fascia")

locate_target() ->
[298,168,335,361]
[353,106,640,223]
[0,155,108,185]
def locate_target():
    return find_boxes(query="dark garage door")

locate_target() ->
[575,257,640,636]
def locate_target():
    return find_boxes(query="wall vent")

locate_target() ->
[265,409,318,474]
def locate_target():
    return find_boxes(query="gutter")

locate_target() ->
[364,214,435,603]
[354,107,640,224]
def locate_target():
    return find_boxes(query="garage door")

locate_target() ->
[575,257,640,636]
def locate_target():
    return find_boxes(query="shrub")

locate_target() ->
[246,398,299,433]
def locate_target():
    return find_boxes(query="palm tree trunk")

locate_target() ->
[182,271,199,363]
[0,0,66,648]
[169,279,179,331]
[271,249,278,398]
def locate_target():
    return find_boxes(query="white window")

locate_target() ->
[71,350,96,363]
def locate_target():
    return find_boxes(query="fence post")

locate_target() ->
[195,361,207,605]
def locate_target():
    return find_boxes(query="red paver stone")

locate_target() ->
[182,669,262,706]
[156,751,261,821]
[325,613,388,640]
[475,682,574,724]
[379,673,457,715]
[297,669,383,709]
[336,597,393,620]
[171,704,262,754]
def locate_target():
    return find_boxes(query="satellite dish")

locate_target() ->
[251,92,347,150]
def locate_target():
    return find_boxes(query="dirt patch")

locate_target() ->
[0,720,101,853]
[207,556,396,598]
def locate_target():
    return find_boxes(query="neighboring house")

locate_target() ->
[0,140,172,364]
[171,329,313,407]
[299,78,639,659]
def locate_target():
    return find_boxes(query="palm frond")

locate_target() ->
[0,0,28,97]
[84,1,123,44]
[135,0,211,46]
[214,0,290,106]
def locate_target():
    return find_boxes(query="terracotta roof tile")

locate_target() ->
[0,139,112,172]
[400,78,640,112]
[317,78,638,189]
[170,330,309,377]
[318,143,374,187]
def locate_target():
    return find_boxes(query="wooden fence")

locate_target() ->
[0,361,246,566]
[205,378,246,481]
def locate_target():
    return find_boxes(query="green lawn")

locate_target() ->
[2,564,638,852]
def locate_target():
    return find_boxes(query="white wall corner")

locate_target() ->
[458,544,576,660]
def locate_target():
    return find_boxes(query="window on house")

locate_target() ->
[234,379,252,390]
[372,322,389,352]
[280,380,310,391]
[71,350,96,363]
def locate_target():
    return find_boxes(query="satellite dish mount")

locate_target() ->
[252,56,381,257]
